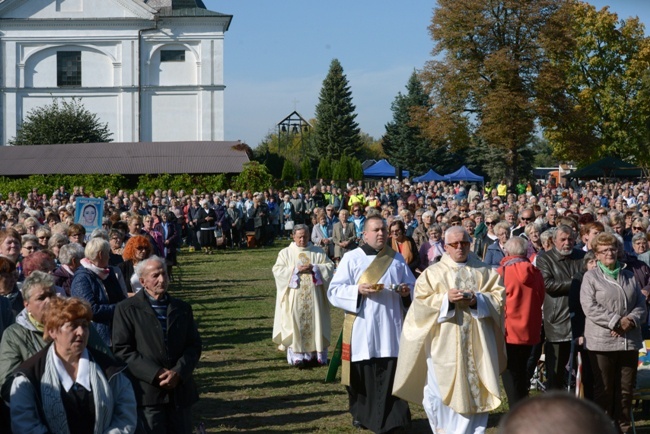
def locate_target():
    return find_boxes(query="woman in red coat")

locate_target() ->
[497,236,545,406]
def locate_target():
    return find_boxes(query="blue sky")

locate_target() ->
[205,1,650,148]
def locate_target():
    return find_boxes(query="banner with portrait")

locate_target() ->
[75,197,104,238]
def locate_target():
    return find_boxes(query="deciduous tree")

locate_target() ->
[538,2,650,164]
[415,0,568,183]
[10,98,112,145]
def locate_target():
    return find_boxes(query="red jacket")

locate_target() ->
[497,255,545,345]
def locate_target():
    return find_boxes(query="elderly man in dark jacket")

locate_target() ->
[536,224,585,390]
[112,256,201,434]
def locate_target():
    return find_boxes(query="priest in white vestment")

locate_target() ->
[328,215,416,433]
[272,224,334,367]
[393,226,506,434]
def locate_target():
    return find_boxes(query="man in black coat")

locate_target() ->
[536,225,585,390]
[112,256,202,434]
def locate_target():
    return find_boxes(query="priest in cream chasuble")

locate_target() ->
[393,226,506,434]
[272,224,334,366]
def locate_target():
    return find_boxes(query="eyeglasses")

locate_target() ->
[597,212,607,215]
[446,241,470,249]
[136,246,149,251]
[633,227,644,231]
[390,230,403,235]
[596,248,617,255]
[485,221,495,225]
[521,217,533,221]
[38,236,49,240]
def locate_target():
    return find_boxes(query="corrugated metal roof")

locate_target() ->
[0,141,250,175]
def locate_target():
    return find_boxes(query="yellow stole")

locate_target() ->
[341,245,396,385]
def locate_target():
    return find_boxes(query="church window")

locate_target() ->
[160,50,185,62]
[57,51,82,87]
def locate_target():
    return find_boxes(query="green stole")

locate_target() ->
[326,245,396,384]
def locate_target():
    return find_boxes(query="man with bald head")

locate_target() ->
[394,226,506,434]
[498,392,616,434]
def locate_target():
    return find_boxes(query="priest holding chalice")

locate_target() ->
[272,224,334,368]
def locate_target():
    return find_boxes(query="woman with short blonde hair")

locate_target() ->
[581,231,646,432]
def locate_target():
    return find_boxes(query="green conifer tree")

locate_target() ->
[313,59,363,159]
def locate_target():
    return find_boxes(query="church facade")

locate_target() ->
[0,0,232,146]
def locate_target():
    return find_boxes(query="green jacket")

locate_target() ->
[0,308,112,402]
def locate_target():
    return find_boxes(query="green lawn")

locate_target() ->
[171,243,650,433]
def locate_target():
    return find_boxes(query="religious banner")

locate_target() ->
[75,197,104,238]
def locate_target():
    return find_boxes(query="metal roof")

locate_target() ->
[153,0,233,20]
[0,141,250,176]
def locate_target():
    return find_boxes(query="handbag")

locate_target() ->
[214,228,225,246]
[284,220,295,231]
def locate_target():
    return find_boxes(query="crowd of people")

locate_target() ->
[0,186,205,433]
[271,176,650,434]
[2,176,650,432]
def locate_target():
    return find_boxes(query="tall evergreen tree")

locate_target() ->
[313,59,362,159]
[382,71,454,176]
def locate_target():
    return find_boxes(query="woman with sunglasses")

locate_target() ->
[473,212,499,261]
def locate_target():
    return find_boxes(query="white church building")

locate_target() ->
[0,0,232,146]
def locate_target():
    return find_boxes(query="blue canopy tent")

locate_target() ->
[413,169,445,182]
[363,159,409,178]
[444,166,484,183]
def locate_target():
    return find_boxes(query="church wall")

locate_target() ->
[20,93,122,141]
[147,43,199,86]
[0,2,230,145]
[24,46,116,88]
[143,92,200,142]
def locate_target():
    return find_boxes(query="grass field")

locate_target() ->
[170,242,650,433]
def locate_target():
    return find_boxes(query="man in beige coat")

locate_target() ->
[393,226,506,434]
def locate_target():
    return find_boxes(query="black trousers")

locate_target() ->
[347,358,411,434]
[545,341,572,390]
[502,343,533,406]
[589,350,638,434]
[137,404,193,434]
